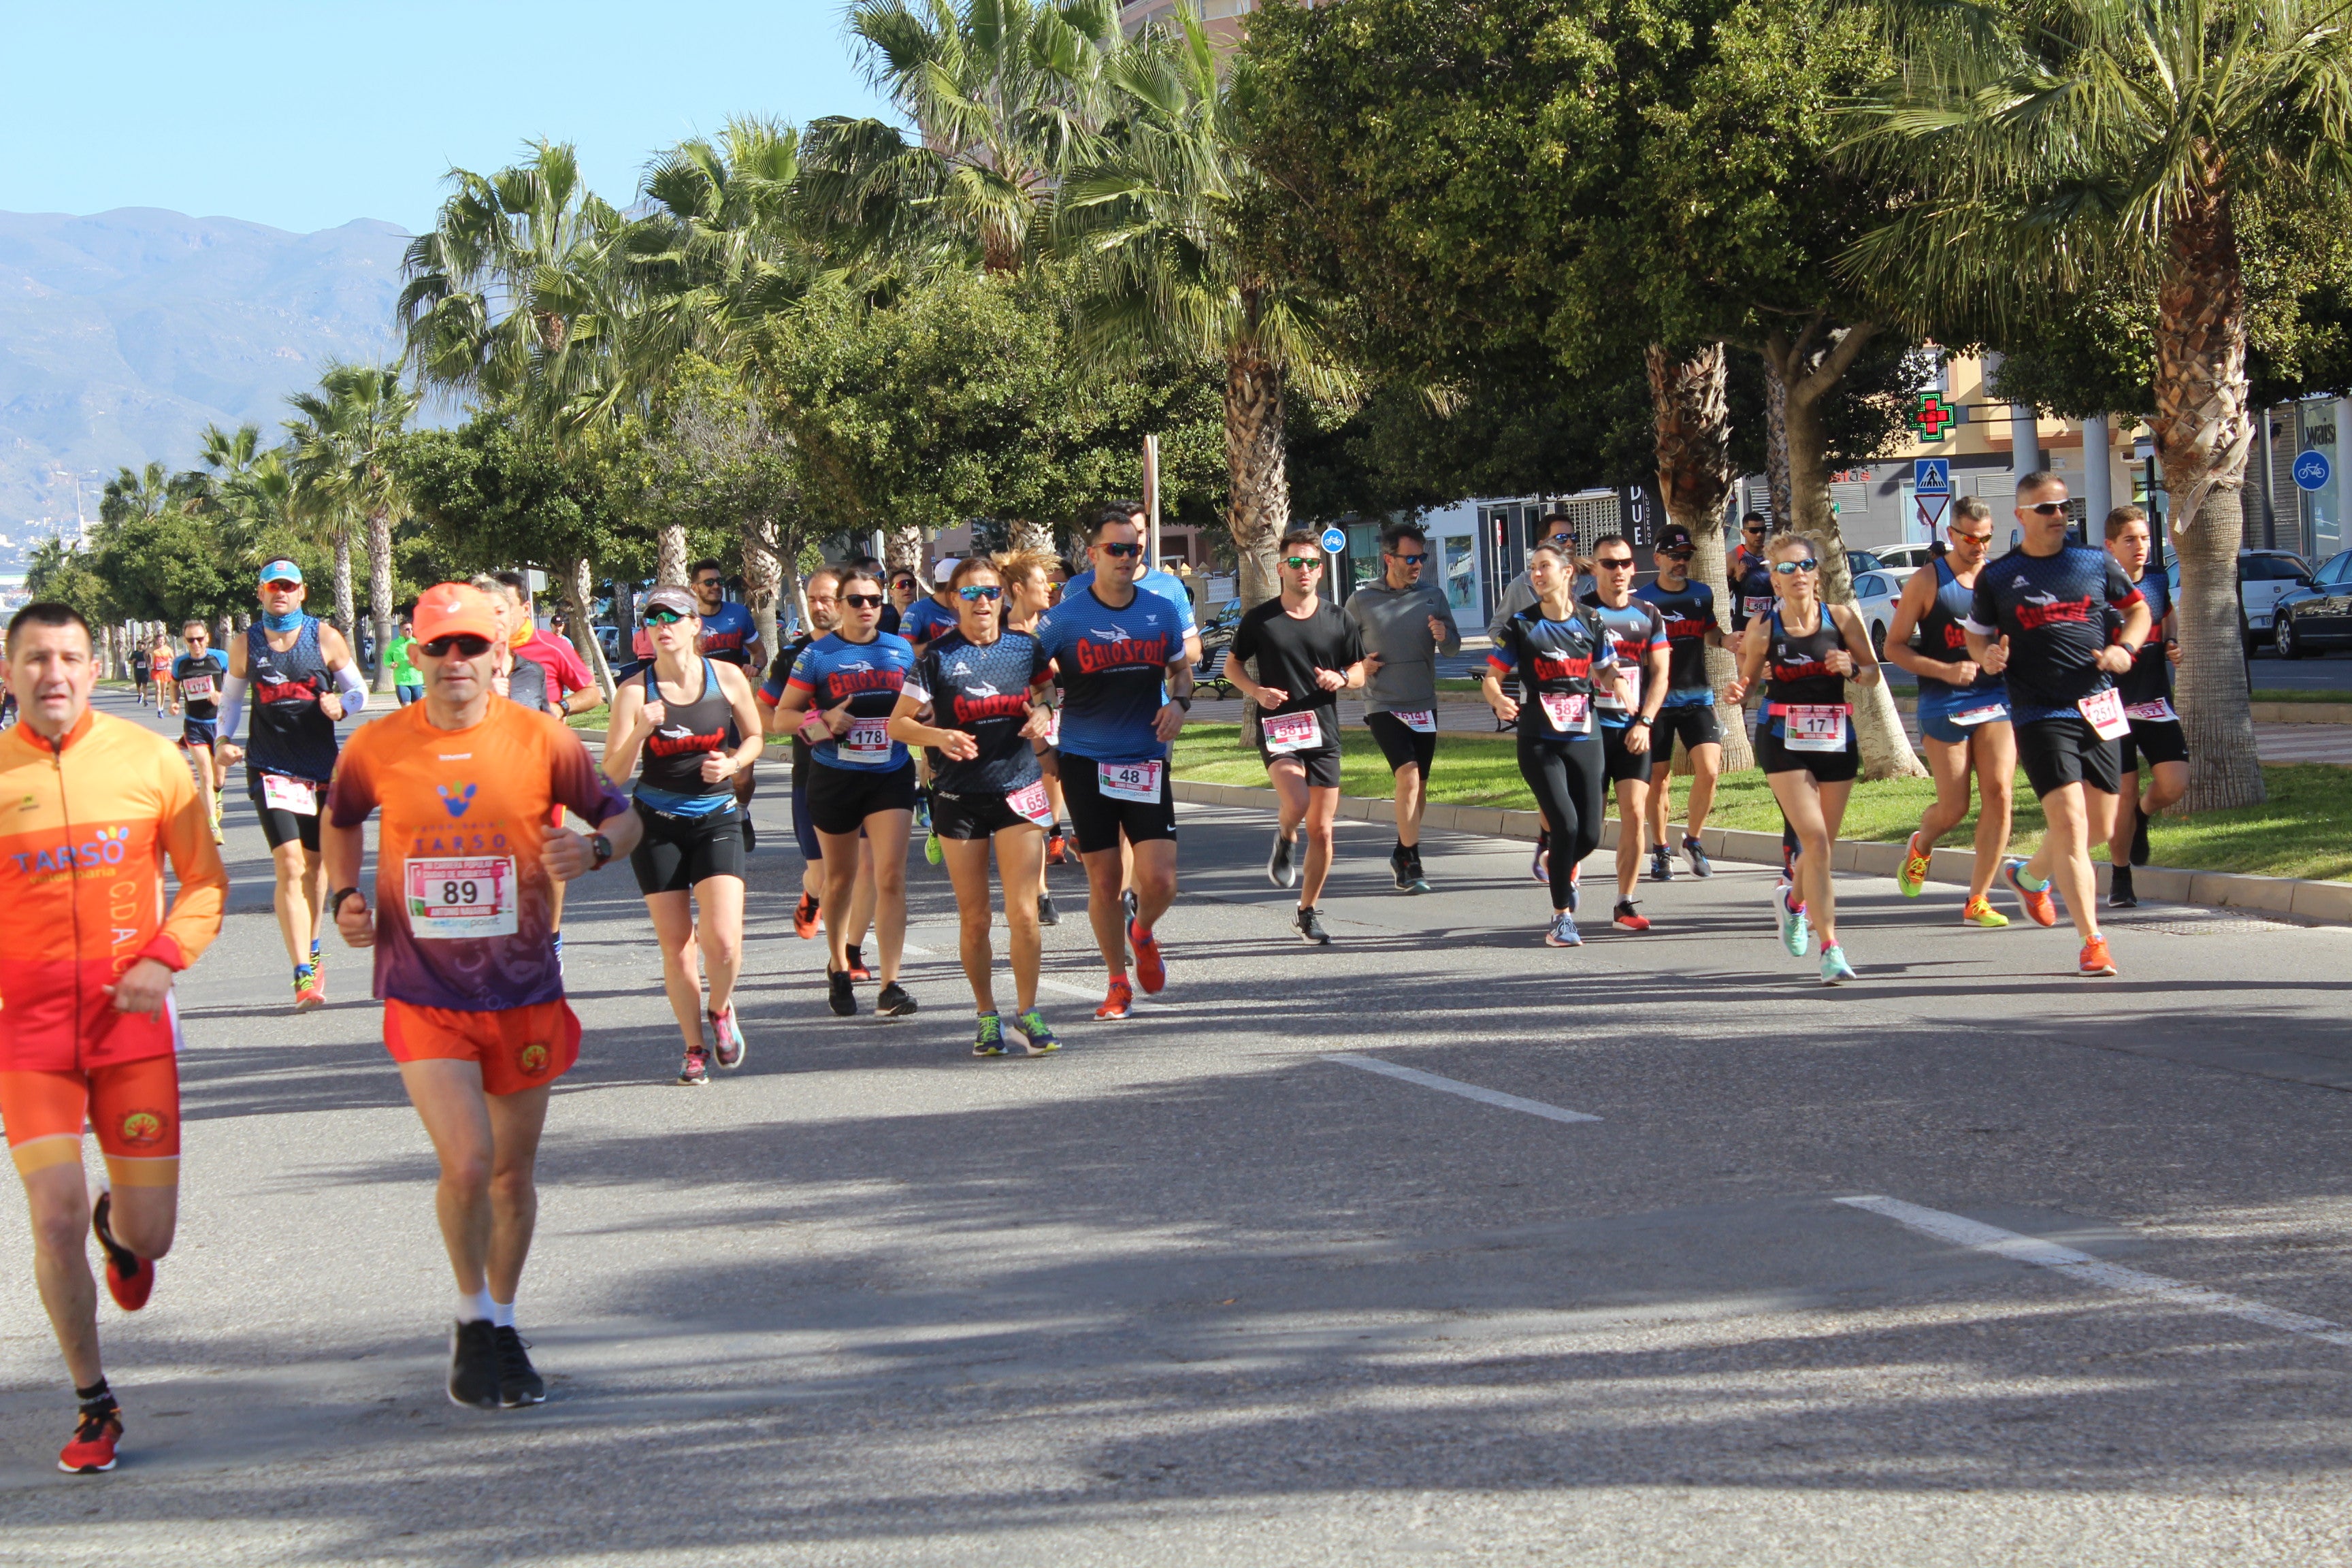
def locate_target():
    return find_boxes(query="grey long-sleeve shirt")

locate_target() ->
[1343,579,1463,713]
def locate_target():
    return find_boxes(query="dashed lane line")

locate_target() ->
[1327,1053,1602,1125]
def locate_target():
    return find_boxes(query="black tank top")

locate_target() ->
[1765,604,1848,710]
[245,619,339,782]
[637,658,734,803]
[1914,559,2004,697]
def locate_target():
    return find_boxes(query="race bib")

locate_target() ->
[1394,708,1437,734]
[405,855,519,940]
[1097,760,1163,803]
[179,674,216,702]
[1262,710,1322,754]
[1007,779,1052,823]
[840,717,893,764]
[1950,702,2008,729]
[1784,704,1849,753]
[1743,595,1774,620]
[2078,687,2131,740]
[1537,691,1590,735]
[1043,708,1061,747]
[2125,698,2178,723]
[1599,664,1642,712]
[260,773,317,815]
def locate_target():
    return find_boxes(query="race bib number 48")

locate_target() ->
[405,855,519,940]
[1097,760,1163,803]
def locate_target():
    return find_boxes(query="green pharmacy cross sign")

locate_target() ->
[1913,393,1959,442]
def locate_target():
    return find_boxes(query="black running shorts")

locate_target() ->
[804,760,918,836]
[1754,721,1860,785]
[629,799,746,894]
[2016,714,2122,798]
[1262,738,1342,790]
[249,775,323,853]
[933,788,1050,840]
[1364,710,1438,776]
[2120,717,2188,773]
[1599,722,1657,785]
[1059,751,1177,855]
[1650,704,1723,758]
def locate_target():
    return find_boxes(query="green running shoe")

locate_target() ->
[971,1012,1007,1058]
[1819,943,1857,985]
[1009,1008,1060,1056]
[924,828,943,866]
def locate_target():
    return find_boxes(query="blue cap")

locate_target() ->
[259,560,304,586]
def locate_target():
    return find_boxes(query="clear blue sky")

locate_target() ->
[0,0,890,235]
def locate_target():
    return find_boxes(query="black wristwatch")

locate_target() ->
[589,833,614,871]
[1631,715,1654,728]
[1173,693,1194,711]
[330,886,364,915]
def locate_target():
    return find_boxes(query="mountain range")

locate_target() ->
[0,207,410,551]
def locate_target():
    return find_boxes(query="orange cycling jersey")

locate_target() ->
[0,711,227,1072]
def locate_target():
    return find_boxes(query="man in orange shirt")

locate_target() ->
[0,602,227,1474]
[324,583,638,1410]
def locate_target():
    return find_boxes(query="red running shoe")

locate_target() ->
[1047,829,1068,865]
[1611,898,1650,932]
[1128,918,1165,994]
[91,1192,153,1312]
[1095,976,1133,1021]
[792,893,819,941]
[59,1405,121,1473]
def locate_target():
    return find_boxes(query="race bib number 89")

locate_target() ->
[405,855,519,940]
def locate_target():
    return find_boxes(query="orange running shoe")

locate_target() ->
[91,1192,154,1312]
[59,1405,121,1474]
[1999,858,2059,928]
[1095,976,1133,1021]
[1897,832,1932,898]
[2078,936,2117,977]
[1128,918,1166,994]
[293,964,326,1012]
[792,892,819,941]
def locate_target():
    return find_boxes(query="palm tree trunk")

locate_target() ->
[1647,342,1754,771]
[1225,352,1288,611]
[1010,518,1055,554]
[367,506,394,692]
[566,555,615,702]
[2154,182,2265,812]
[1761,357,1795,530]
[742,514,783,672]
[885,525,926,584]
[333,523,357,653]
[657,524,689,587]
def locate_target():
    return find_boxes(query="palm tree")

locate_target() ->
[1647,342,1758,772]
[1056,11,1348,608]
[287,364,416,685]
[1841,0,2352,811]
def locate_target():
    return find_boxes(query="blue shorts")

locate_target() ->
[180,717,218,751]
[1916,684,2010,745]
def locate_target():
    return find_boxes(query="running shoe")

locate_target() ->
[1129,917,1166,992]
[1396,849,1432,896]
[2108,864,2138,909]
[1961,895,2010,928]
[1544,911,1582,947]
[876,981,918,1017]
[293,963,325,1012]
[1648,845,1674,882]
[1612,898,1650,932]
[1268,827,1297,888]
[913,791,932,832]
[845,945,874,982]
[1819,943,1858,985]
[1999,858,2059,928]
[1295,906,1332,945]
[1897,831,1932,898]
[59,1405,121,1473]
[1684,836,1712,879]
[793,893,819,940]
[924,828,943,866]
[708,1005,747,1069]
[1048,826,1070,864]
[448,1319,502,1408]
[1039,892,1060,927]
[826,970,857,1017]
[1122,888,1139,924]
[972,1012,1009,1058]
[677,1045,710,1086]
[494,1325,545,1407]
[1773,881,1811,958]
[1009,1008,1061,1056]
[91,1192,153,1312]
[1096,976,1133,1020]
[2079,935,2117,977]
[1531,843,1549,885]
[211,820,225,847]
[2130,812,2151,868]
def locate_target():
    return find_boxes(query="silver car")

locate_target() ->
[1850,569,1908,660]
[2166,550,2312,651]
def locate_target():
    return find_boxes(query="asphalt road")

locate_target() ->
[5,689,2352,1566]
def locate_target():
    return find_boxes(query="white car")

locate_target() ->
[1850,569,1908,659]
[1872,542,1940,573]
[2166,549,2313,651]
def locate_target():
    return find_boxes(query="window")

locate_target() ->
[2319,551,2352,585]
[2242,553,2310,581]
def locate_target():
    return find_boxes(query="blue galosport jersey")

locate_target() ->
[1580,595,1668,728]
[785,632,917,771]
[1963,545,2143,724]
[696,600,759,666]
[2112,567,2175,713]
[1034,586,1183,764]
[1632,578,1718,708]
[899,595,960,648]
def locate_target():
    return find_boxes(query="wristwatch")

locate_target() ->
[589,833,614,871]
[1631,715,1654,728]
[1173,693,1194,711]
[329,886,363,915]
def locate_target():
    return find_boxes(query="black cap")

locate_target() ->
[1654,523,1695,553]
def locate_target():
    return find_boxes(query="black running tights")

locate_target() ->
[1518,736,1604,911]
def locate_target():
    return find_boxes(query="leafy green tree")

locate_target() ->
[88,508,242,630]
[286,363,418,686]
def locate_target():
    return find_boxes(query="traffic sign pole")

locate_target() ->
[1320,525,1348,606]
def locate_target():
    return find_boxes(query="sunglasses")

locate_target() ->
[1742,526,1766,536]
[957,585,1002,602]
[1661,548,1695,559]
[694,580,724,593]
[1281,556,1324,570]
[843,593,887,609]
[1546,532,1576,546]
[1950,529,1994,544]
[261,579,301,591]
[644,608,689,627]
[1771,559,1819,575]
[1099,542,1144,559]
[1595,557,1637,571]
[1388,551,1428,565]
[892,579,917,591]
[420,634,493,657]
[2024,500,2068,517]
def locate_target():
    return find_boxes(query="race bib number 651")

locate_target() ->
[405,855,519,940]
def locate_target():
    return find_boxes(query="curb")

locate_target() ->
[1167,779,2352,928]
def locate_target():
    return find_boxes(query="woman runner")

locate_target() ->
[1483,542,1631,948]
[602,586,765,1084]
[771,568,920,1019]
[996,547,1069,917]
[1722,532,1881,983]
[886,558,1062,1056]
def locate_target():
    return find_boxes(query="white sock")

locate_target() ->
[457,1288,493,1324]
[490,1296,516,1329]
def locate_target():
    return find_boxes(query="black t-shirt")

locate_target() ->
[1228,598,1364,719]
[2112,567,2174,708]
[1964,544,2142,723]
[766,636,815,789]
[904,632,1052,796]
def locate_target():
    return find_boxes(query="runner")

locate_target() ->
[1728,512,1776,634]
[498,572,600,722]
[166,619,231,845]
[1633,523,1727,880]
[324,581,638,1409]
[1722,532,1882,983]
[883,568,919,638]
[1962,470,2149,975]
[387,610,423,705]
[2103,505,2185,909]
[1344,519,1461,894]
[689,559,766,851]
[997,547,1071,921]
[1885,497,2014,927]
[760,569,880,965]
[886,557,1062,1056]
[1483,542,1628,947]
[1485,507,1584,640]
[1225,530,1373,945]
[770,567,920,1019]
[1033,510,1195,1019]
[602,586,764,1085]
[129,639,152,709]
[1580,534,1671,932]
[0,602,227,1475]
[892,564,962,866]
[216,559,365,1011]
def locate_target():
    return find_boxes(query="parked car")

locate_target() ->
[1872,542,1939,573]
[1849,570,1907,659]
[2273,549,2352,658]
[2166,549,2310,651]
[1845,548,1887,579]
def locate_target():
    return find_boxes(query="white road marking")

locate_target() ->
[898,941,1171,1010]
[1838,1194,2352,1348]
[1328,1054,1601,1124]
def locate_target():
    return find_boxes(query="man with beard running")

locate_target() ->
[1344,519,1460,894]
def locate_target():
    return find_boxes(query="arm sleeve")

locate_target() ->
[140,742,228,972]
[218,675,248,740]
[334,662,369,714]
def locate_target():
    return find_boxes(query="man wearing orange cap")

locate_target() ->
[323,583,639,1410]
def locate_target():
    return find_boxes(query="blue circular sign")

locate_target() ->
[2293,449,2332,492]
[1319,526,1348,554]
